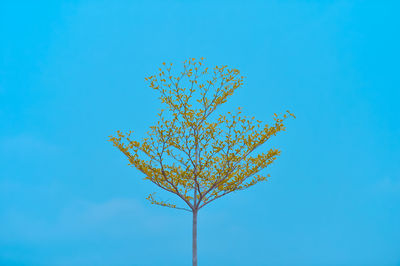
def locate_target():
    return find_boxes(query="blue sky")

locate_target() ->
[1,1,399,265]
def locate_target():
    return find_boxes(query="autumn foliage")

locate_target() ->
[109,57,295,213]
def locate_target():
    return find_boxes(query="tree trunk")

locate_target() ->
[192,209,198,266]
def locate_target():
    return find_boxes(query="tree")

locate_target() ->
[109,58,295,266]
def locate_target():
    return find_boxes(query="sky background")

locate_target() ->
[1,1,399,265]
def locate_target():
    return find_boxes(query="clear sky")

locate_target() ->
[1,1,399,265]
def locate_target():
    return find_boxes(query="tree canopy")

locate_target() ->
[109,57,295,212]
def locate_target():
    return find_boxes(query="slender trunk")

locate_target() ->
[192,209,198,266]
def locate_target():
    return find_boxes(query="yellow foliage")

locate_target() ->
[109,58,294,212]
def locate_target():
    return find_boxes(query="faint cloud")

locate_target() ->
[0,196,185,244]
[0,134,58,155]
[50,197,146,239]
[58,198,143,228]
[374,177,400,193]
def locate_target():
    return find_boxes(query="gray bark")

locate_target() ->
[192,210,198,266]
